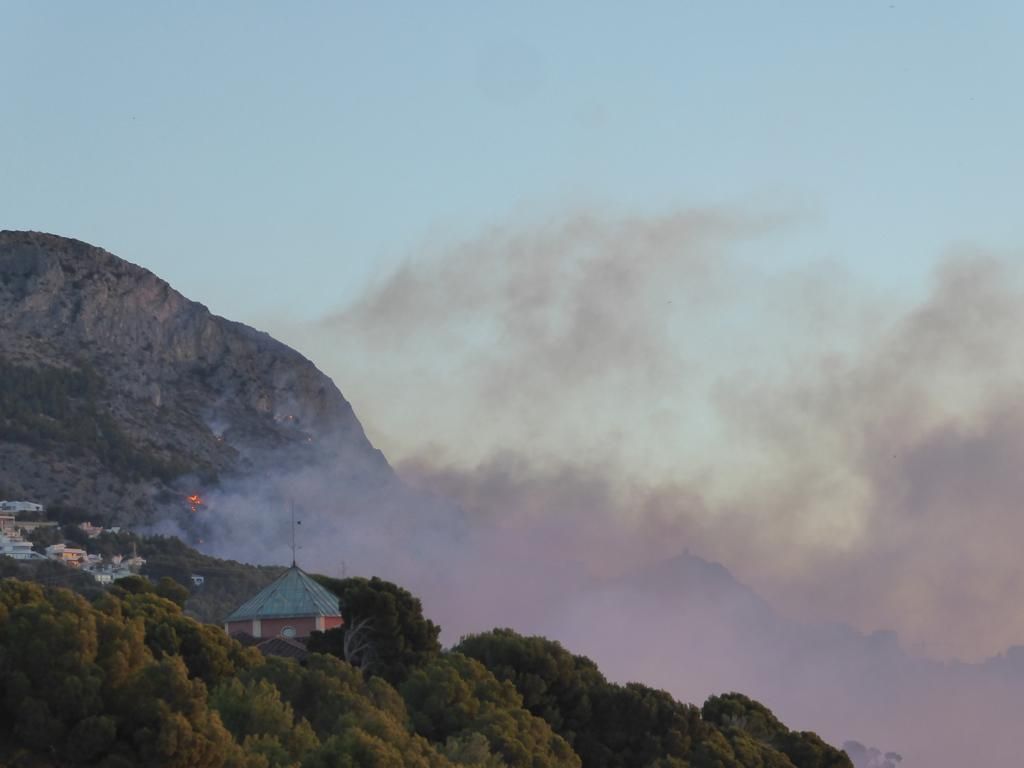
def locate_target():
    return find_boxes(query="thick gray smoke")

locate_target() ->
[196,446,1024,766]
[212,209,1024,766]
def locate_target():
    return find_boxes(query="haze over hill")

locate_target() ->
[284,210,1024,666]
[2,231,1022,765]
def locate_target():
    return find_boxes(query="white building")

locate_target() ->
[83,564,136,584]
[0,532,43,560]
[0,501,44,514]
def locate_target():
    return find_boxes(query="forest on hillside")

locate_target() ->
[0,568,852,768]
[0,358,196,484]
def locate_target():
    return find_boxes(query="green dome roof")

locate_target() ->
[225,566,342,622]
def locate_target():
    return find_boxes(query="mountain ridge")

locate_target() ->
[0,230,390,525]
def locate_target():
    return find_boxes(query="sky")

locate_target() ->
[5,5,1024,756]
[3,2,1024,321]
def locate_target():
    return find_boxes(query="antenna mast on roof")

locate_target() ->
[290,501,297,568]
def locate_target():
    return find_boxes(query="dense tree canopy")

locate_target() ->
[0,566,851,768]
[702,694,851,768]
[456,630,853,768]
[308,575,442,684]
[456,629,705,768]
[0,580,246,767]
[400,652,580,768]
[0,580,573,768]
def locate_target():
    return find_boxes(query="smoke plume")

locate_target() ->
[225,208,1024,766]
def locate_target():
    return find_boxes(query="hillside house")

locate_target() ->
[45,543,87,567]
[223,566,343,640]
[0,501,44,514]
[0,532,43,560]
[82,564,135,584]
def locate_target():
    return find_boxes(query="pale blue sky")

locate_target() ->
[2,2,1022,322]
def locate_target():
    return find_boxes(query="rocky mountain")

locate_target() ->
[0,230,390,525]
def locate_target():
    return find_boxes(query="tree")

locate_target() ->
[28,524,63,552]
[241,654,455,768]
[400,653,580,768]
[156,576,191,607]
[455,628,605,741]
[0,580,248,767]
[703,694,852,768]
[456,628,706,768]
[306,615,377,671]
[310,575,441,684]
[209,678,318,766]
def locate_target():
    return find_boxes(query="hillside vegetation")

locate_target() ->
[0,568,851,768]
[0,357,195,483]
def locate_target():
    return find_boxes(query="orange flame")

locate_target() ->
[187,494,203,513]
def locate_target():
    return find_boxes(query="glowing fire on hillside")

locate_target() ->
[187,494,203,513]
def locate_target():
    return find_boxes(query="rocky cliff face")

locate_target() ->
[0,230,390,524]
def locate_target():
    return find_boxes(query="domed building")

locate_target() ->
[223,565,343,640]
